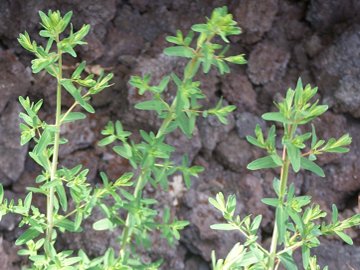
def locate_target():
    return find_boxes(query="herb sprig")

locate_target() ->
[210,79,360,270]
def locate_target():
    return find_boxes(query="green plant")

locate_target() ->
[0,7,246,269]
[96,6,246,269]
[210,79,360,270]
[0,9,116,269]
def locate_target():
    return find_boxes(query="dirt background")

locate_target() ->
[1,0,360,269]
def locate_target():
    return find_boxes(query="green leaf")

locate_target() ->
[335,231,353,245]
[61,79,83,103]
[300,157,325,177]
[129,74,151,95]
[271,154,283,166]
[135,100,168,112]
[207,98,236,125]
[184,58,201,78]
[210,223,236,231]
[286,142,301,172]
[294,78,303,108]
[189,165,204,176]
[41,179,62,190]
[74,212,83,231]
[261,198,279,207]
[71,61,86,79]
[0,185,3,203]
[216,60,231,75]
[114,172,134,187]
[166,33,183,45]
[152,76,170,93]
[327,147,349,153]
[276,205,286,244]
[288,209,304,235]
[38,11,51,29]
[31,53,58,73]
[331,204,338,223]
[250,215,262,233]
[61,79,95,113]
[90,73,114,94]
[60,11,73,32]
[209,194,226,213]
[20,124,35,145]
[29,151,50,171]
[120,189,135,201]
[113,144,133,160]
[303,105,328,123]
[35,127,52,155]
[246,135,265,149]
[99,172,109,187]
[164,46,195,58]
[272,178,281,197]
[61,112,86,123]
[15,228,41,245]
[56,218,77,232]
[191,24,208,33]
[182,171,191,189]
[24,193,33,213]
[302,246,310,269]
[57,24,90,56]
[247,156,280,170]
[311,124,317,149]
[262,112,289,123]
[184,30,194,46]
[81,102,95,113]
[322,134,352,153]
[98,135,117,147]
[55,183,67,212]
[177,112,193,138]
[224,54,247,65]
[93,218,114,231]
[279,252,298,270]
[18,32,35,52]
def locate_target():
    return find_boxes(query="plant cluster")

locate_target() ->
[0,7,246,270]
[97,6,246,268]
[210,79,360,270]
[1,6,358,270]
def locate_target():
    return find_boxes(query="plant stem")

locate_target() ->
[118,113,174,260]
[45,45,63,256]
[267,123,295,269]
[60,101,78,123]
[230,222,270,256]
[118,48,203,261]
[267,146,290,270]
[276,241,304,256]
[59,92,90,124]
[55,188,108,223]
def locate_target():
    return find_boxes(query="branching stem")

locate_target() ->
[267,124,293,270]
[117,41,206,261]
[45,43,63,256]
[118,112,174,260]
